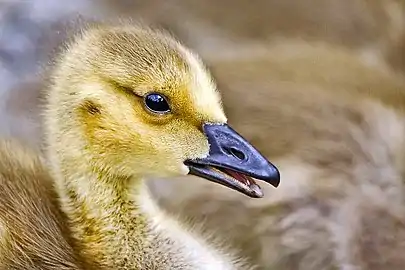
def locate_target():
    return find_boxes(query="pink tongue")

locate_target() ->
[222,168,254,186]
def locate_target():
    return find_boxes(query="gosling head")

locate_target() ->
[48,23,280,198]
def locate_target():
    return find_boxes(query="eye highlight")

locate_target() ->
[144,93,171,114]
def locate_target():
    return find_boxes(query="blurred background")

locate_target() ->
[1,0,405,148]
[1,0,405,269]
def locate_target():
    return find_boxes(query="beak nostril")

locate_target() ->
[224,147,246,161]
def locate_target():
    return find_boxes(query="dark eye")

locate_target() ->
[144,93,171,114]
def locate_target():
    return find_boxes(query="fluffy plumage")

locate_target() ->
[0,138,86,269]
[43,22,249,269]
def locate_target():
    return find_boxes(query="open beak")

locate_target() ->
[185,123,280,198]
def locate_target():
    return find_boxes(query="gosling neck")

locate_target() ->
[53,159,151,267]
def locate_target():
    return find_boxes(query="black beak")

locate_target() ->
[185,123,280,198]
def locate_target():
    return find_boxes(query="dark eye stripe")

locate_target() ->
[144,93,171,114]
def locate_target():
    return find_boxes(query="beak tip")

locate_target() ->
[264,163,281,188]
[273,178,281,188]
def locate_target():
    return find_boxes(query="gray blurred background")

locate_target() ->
[1,0,404,148]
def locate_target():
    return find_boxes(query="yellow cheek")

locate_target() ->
[182,133,210,159]
[168,131,209,160]
[160,162,190,176]
[179,163,190,175]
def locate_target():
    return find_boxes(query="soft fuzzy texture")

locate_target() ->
[43,22,251,269]
[0,138,86,269]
